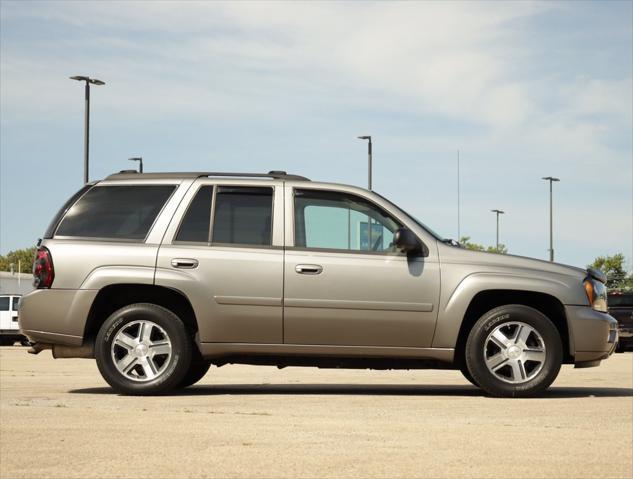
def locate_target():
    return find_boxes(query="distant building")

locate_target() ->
[0,272,34,296]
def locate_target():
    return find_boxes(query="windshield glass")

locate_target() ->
[373,192,445,241]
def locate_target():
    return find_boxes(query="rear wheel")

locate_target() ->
[179,356,212,388]
[95,303,192,395]
[465,305,562,398]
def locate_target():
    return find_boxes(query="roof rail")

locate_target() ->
[105,170,310,181]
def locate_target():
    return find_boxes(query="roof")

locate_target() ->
[105,170,310,181]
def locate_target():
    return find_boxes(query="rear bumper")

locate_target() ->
[18,288,96,346]
[566,305,618,366]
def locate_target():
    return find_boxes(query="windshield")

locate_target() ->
[373,192,445,241]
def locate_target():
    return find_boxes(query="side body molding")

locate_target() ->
[432,272,585,350]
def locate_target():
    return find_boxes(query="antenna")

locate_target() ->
[457,150,461,241]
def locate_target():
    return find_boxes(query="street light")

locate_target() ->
[542,176,560,262]
[490,209,505,251]
[357,135,372,190]
[70,75,105,184]
[129,157,143,173]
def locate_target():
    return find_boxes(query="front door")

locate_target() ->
[283,187,440,348]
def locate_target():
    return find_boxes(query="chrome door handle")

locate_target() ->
[171,258,199,269]
[295,264,323,275]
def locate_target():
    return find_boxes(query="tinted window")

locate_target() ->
[175,186,213,242]
[55,185,175,240]
[295,190,401,252]
[12,297,20,311]
[0,297,9,311]
[44,184,93,238]
[609,294,633,307]
[212,187,273,246]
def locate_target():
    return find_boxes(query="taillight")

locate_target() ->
[33,247,54,288]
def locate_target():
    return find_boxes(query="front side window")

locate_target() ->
[0,297,9,311]
[294,189,401,252]
[12,297,20,311]
[212,187,273,246]
[55,185,175,240]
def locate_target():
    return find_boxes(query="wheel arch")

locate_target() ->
[83,284,199,346]
[451,289,572,367]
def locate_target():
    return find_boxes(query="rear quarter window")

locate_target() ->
[55,185,176,240]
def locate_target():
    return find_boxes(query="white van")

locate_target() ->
[0,295,26,346]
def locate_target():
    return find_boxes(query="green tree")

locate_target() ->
[0,247,37,273]
[588,253,633,290]
[459,236,508,254]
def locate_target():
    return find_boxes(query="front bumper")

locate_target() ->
[566,305,618,366]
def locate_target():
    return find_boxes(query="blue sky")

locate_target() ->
[1,1,631,270]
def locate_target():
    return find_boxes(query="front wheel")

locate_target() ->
[465,305,562,398]
[95,303,192,395]
[179,357,212,388]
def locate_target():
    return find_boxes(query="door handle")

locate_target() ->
[171,258,199,269]
[295,264,323,275]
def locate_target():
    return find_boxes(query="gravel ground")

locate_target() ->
[0,346,631,479]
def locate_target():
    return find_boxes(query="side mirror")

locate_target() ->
[394,227,421,254]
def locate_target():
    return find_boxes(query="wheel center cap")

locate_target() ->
[134,343,149,357]
[507,345,522,359]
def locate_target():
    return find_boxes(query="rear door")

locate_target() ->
[10,296,20,329]
[283,186,440,348]
[155,181,284,344]
[0,296,10,331]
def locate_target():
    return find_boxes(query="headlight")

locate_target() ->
[584,278,608,312]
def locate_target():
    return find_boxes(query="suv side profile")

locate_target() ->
[20,171,618,397]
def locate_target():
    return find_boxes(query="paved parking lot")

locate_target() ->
[0,346,631,478]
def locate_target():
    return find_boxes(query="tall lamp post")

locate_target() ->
[542,176,560,262]
[491,209,505,251]
[129,157,143,173]
[357,135,372,190]
[70,75,105,184]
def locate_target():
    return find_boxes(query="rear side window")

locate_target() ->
[55,185,176,240]
[175,186,213,242]
[212,187,273,246]
[44,184,92,238]
[0,297,9,311]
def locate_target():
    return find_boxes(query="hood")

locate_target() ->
[437,242,587,281]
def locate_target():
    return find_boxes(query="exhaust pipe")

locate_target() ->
[52,343,94,359]
[27,343,52,355]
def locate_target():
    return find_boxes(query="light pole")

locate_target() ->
[542,176,560,262]
[491,209,505,251]
[70,76,105,184]
[129,157,143,173]
[357,135,372,190]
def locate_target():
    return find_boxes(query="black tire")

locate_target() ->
[465,304,563,398]
[178,355,212,388]
[95,303,192,395]
[459,365,480,387]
